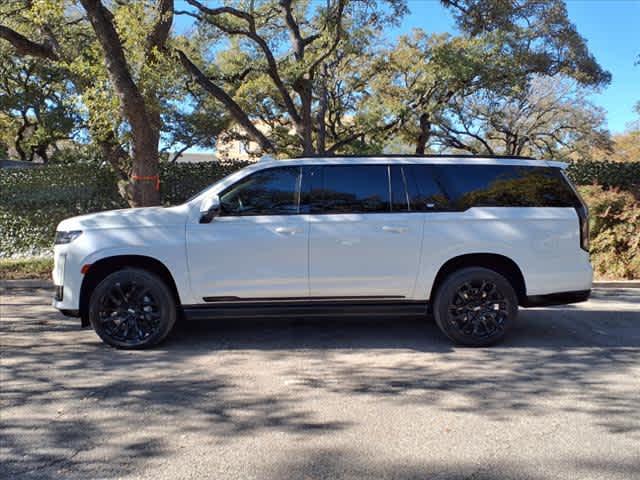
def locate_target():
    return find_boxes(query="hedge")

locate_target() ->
[0,161,249,256]
[578,185,640,279]
[565,161,640,190]
[0,159,638,257]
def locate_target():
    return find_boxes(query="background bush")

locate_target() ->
[1,159,639,279]
[566,161,640,191]
[577,185,640,280]
[0,160,249,256]
[0,164,125,256]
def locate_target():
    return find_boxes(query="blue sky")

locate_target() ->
[175,0,639,135]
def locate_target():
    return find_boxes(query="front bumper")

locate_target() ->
[51,246,82,311]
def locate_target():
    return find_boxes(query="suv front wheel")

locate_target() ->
[88,268,177,349]
[433,267,518,347]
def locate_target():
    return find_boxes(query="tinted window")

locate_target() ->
[220,167,300,216]
[435,165,577,209]
[390,165,409,212]
[303,165,390,214]
[404,165,451,211]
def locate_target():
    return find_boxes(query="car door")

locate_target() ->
[186,166,309,301]
[304,164,424,298]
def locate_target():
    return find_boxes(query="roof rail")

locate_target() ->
[295,153,536,160]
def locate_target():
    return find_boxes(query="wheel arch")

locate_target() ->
[429,253,527,305]
[79,254,181,326]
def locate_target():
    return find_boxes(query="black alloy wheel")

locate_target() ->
[89,268,176,349]
[433,267,518,346]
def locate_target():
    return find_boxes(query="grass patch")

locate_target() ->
[0,257,53,280]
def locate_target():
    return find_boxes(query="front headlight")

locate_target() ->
[54,230,83,245]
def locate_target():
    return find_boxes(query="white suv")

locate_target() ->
[52,155,592,348]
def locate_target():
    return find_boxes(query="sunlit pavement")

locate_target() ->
[1,287,639,480]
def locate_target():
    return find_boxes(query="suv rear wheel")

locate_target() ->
[88,268,176,349]
[433,267,518,347]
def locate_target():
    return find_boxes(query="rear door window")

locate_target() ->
[301,165,390,214]
[403,165,451,211]
[435,165,577,209]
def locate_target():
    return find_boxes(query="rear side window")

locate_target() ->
[435,165,577,209]
[302,165,390,214]
[404,165,451,211]
[220,166,301,216]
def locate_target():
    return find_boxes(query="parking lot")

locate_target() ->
[1,287,639,480]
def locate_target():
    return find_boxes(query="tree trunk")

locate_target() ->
[294,78,315,155]
[415,113,431,155]
[129,116,161,207]
[14,126,27,162]
[34,144,49,163]
[316,71,328,154]
[80,0,162,207]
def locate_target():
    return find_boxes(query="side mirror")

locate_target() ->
[199,195,221,224]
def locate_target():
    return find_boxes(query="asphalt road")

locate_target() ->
[1,287,639,480]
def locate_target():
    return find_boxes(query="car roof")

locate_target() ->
[256,155,567,169]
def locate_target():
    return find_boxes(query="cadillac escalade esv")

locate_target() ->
[53,155,592,348]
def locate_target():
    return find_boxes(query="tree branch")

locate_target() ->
[78,0,149,130]
[176,48,275,153]
[0,25,59,60]
[146,0,174,57]
[280,0,305,60]
[186,0,302,126]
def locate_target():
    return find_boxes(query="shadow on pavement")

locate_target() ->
[1,289,639,479]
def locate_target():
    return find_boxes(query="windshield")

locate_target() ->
[183,170,243,204]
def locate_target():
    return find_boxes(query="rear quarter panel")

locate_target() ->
[414,207,592,300]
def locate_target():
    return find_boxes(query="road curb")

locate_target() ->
[592,281,640,288]
[0,279,52,289]
[2,279,640,289]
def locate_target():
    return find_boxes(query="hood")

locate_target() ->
[57,205,189,231]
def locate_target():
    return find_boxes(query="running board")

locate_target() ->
[182,300,428,320]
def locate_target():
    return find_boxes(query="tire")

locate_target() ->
[88,268,177,349]
[433,267,518,347]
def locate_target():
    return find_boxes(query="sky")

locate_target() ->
[174,0,640,135]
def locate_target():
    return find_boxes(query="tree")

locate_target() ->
[435,75,612,159]
[0,43,82,162]
[175,0,407,156]
[175,0,610,158]
[0,0,175,206]
[161,87,231,160]
[365,0,612,155]
[364,31,492,154]
[76,0,174,206]
[441,0,610,87]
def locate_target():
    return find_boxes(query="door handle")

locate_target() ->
[382,226,408,233]
[275,226,302,234]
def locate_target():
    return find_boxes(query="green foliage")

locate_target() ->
[578,185,640,280]
[0,164,126,256]
[1,159,638,279]
[443,0,611,87]
[566,161,640,190]
[158,160,251,206]
[0,160,249,256]
[0,42,82,162]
